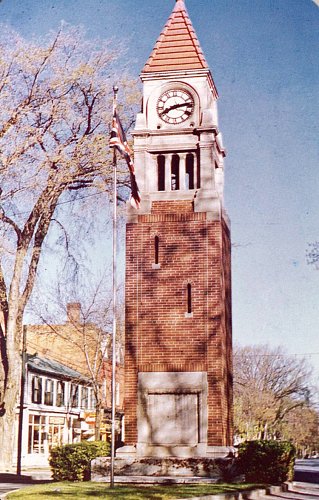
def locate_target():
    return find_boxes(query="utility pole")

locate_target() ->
[110,84,119,488]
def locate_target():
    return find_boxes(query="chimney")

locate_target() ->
[67,303,81,324]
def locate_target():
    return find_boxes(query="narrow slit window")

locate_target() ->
[187,283,192,314]
[157,155,165,191]
[155,236,159,264]
[186,153,194,189]
[196,150,201,189]
[171,154,180,190]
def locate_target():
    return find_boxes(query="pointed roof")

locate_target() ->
[142,0,209,73]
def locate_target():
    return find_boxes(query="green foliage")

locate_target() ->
[237,440,296,484]
[49,441,110,481]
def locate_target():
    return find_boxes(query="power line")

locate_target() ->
[234,352,319,358]
[2,180,131,218]
[1,188,112,218]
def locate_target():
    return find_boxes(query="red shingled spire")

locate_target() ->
[142,0,209,73]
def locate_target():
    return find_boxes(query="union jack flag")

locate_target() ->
[110,110,141,209]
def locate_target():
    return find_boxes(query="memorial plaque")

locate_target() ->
[147,393,198,445]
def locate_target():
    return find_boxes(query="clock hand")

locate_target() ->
[160,101,192,115]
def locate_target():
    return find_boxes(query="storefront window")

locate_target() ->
[28,414,46,454]
[48,416,65,450]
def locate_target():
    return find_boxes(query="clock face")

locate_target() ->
[157,89,194,124]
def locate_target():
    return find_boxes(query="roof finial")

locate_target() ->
[174,0,185,10]
[175,0,185,8]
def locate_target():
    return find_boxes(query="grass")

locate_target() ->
[7,481,264,499]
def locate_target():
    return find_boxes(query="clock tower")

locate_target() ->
[124,0,233,459]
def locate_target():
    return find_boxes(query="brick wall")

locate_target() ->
[26,320,125,412]
[125,200,233,446]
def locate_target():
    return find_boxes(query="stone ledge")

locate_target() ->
[91,456,235,481]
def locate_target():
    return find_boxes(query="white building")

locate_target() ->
[16,355,96,468]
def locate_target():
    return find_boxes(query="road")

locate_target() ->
[294,459,319,484]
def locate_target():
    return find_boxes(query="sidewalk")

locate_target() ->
[250,482,319,500]
[0,470,52,499]
[176,482,319,500]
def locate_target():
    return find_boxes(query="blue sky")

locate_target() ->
[1,0,319,381]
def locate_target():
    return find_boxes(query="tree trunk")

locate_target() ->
[0,303,24,471]
[262,422,268,440]
[95,401,102,441]
[0,346,21,470]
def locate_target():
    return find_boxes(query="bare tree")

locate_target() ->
[0,25,137,467]
[234,344,314,442]
[27,303,110,441]
[27,266,125,443]
[280,405,319,457]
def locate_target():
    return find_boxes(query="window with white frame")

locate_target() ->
[44,378,54,406]
[90,389,96,410]
[31,375,42,404]
[81,386,89,408]
[28,414,46,454]
[56,380,65,407]
[70,383,79,408]
[48,418,64,450]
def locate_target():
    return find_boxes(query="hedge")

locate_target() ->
[237,440,296,484]
[49,440,110,481]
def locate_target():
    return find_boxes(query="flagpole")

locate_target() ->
[110,84,118,489]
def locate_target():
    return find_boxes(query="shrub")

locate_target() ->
[237,440,296,484]
[49,440,110,481]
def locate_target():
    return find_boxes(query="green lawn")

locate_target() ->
[8,482,263,499]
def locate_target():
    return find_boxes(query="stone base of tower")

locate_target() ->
[108,368,234,478]
[91,454,236,481]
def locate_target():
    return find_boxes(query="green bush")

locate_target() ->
[237,440,296,484]
[49,440,110,481]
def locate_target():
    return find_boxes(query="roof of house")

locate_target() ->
[27,355,91,383]
[142,0,209,73]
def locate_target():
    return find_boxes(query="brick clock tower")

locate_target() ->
[123,0,233,459]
